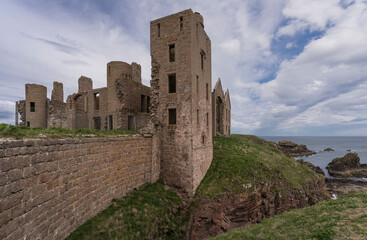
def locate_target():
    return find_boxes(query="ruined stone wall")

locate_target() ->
[86,87,108,130]
[191,12,213,191]
[16,100,26,126]
[131,62,142,84]
[51,82,64,102]
[25,84,47,128]
[150,9,213,194]
[212,79,230,137]
[48,82,68,128]
[0,136,156,240]
[224,90,231,135]
[78,76,93,93]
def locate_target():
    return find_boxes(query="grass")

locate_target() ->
[195,134,318,199]
[66,180,188,240]
[0,124,138,139]
[210,192,367,240]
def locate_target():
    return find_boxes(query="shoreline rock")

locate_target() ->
[326,153,367,178]
[325,178,367,195]
[275,140,317,157]
[297,159,325,176]
[323,148,334,152]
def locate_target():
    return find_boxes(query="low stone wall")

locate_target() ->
[0,136,155,240]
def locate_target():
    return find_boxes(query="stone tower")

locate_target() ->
[25,84,47,128]
[150,9,213,195]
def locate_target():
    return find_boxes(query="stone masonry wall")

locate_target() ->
[0,136,156,240]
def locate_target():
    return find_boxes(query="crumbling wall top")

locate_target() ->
[78,76,93,93]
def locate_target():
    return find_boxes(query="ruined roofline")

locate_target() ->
[213,78,224,97]
[225,89,231,106]
[150,9,193,23]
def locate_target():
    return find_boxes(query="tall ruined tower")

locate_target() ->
[150,9,213,194]
[25,84,47,128]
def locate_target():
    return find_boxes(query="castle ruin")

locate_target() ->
[15,9,231,195]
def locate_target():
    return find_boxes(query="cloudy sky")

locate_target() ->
[0,0,366,136]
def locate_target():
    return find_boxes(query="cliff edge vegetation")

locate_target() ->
[211,192,367,240]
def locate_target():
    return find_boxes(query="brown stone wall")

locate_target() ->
[212,79,231,136]
[86,87,108,130]
[51,82,64,102]
[78,76,93,93]
[0,136,156,240]
[150,9,213,194]
[25,84,47,128]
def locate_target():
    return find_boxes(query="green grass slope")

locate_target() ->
[211,192,367,240]
[195,134,318,199]
[66,180,187,240]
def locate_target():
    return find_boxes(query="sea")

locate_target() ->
[261,136,367,179]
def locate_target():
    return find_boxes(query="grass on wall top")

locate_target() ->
[0,124,138,139]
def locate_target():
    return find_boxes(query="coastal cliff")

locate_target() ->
[187,135,328,240]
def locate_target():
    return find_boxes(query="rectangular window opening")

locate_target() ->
[168,74,176,93]
[197,109,199,125]
[180,16,183,31]
[94,93,100,110]
[27,121,30,127]
[196,75,199,95]
[200,50,205,70]
[206,113,209,126]
[30,102,35,112]
[109,115,113,130]
[147,96,150,113]
[157,23,161,37]
[169,44,175,62]
[94,117,101,130]
[168,109,176,125]
[206,83,209,100]
[141,95,146,112]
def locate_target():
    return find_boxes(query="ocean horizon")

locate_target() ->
[261,136,367,178]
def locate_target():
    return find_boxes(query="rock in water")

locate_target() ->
[326,153,367,178]
[297,159,325,176]
[323,148,334,152]
[276,140,316,157]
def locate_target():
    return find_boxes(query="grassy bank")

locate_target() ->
[211,192,367,240]
[66,180,188,240]
[195,134,317,199]
[0,124,137,139]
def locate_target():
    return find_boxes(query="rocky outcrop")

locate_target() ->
[275,140,316,157]
[188,176,328,240]
[326,153,367,178]
[325,178,367,196]
[323,148,334,152]
[297,159,325,176]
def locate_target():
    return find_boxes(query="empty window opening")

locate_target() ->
[94,93,100,110]
[30,102,35,112]
[169,109,176,125]
[206,112,209,126]
[202,134,205,144]
[168,74,176,93]
[94,117,101,130]
[157,23,161,37]
[147,96,150,113]
[109,115,113,130]
[200,50,205,70]
[128,116,135,130]
[196,75,199,95]
[197,109,199,125]
[180,16,183,31]
[169,44,175,62]
[206,83,209,100]
[27,121,30,127]
[141,95,146,112]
